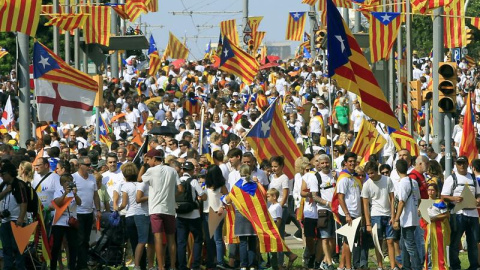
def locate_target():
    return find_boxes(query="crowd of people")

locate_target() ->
[0,50,479,270]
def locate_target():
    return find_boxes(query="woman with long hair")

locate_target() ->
[426,160,444,190]
[18,161,34,182]
[117,163,155,270]
[202,165,229,269]
[268,156,298,268]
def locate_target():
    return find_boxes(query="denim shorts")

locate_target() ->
[134,215,154,244]
[371,216,394,240]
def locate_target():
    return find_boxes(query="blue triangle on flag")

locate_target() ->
[371,12,401,26]
[33,42,61,79]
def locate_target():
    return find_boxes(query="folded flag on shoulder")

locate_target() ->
[33,42,98,126]
[326,0,400,130]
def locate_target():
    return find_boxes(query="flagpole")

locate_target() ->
[110,0,119,79]
[199,105,205,155]
[65,0,71,64]
[328,78,334,167]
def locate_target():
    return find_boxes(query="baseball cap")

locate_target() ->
[456,156,468,164]
[145,149,164,159]
[181,161,194,171]
[232,92,239,96]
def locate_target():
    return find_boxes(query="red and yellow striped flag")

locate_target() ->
[220,19,240,46]
[390,128,420,156]
[459,91,477,163]
[360,134,387,165]
[0,0,42,37]
[286,12,307,41]
[248,16,263,35]
[0,48,8,59]
[351,119,380,159]
[145,0,158,12]
[126,0,147,22]
[334,0,353,8]
[253,31,266,53]
[82,5,111,46]
[424,217,450,270]
[245,99,302,179]
[219,37,259,85]
[444,0,465,48]
[148,51,161,77]
[318,0,327,25]
[164,31,189,60]
[260,44,267,62]
[230,182,289,252]
[471,17,480,30]
[45,13,88,32]
[302,0,318,5]
[326,0,400,130]
[429,0,453,10]
[224,205,239,244]
[412,0,428,13]
[369,12,403,63]
[112,4,130,20]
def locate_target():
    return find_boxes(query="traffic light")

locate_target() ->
[466,28,474,46]
[409,80,422,111]
[437,62,457,113]
[423,83,433,101]
[315,29,327,50]
[248,39,254,51]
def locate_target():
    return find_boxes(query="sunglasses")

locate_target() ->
[82,163,92,167]
[380,171,390,175]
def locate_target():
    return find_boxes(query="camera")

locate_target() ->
[68,182,76,190]
[2,209,10,218]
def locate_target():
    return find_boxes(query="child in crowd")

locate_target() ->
[267,188,283,270]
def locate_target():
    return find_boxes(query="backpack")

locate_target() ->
[393,177,413,213]
[0,179,39,213]
[448,173,477,209]
[175,178,198,214]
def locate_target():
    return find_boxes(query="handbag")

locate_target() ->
[317,209,330,228]
[67,207,79,229]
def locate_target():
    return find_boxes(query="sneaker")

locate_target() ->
[294,229,302,239]
[240,268,248,270]
[285,233,292,237]
[327,264,335,270]
[320,261,328,270]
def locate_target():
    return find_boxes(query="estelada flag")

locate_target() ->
[369,12,403,63]
[350,118,380,159]
[285,12,307,41]
[220,19,239,46]
[326,0,400,130]
[245,99,301,179]
[229,180,289,252]
[33,42,98,126]
[390,128,420,156]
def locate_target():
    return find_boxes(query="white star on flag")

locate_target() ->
[380,13,391,22]
[335,35,346,53]
[293,12,300,19]
[39,55,50,69]
[261,119,271,136]
[223,49,229,57]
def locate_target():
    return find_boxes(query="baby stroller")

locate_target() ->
[89,212,128,270]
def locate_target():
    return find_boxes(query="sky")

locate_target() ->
[139,0,310,60]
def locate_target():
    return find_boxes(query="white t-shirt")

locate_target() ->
[142,164,181,216]
[293,173,303,209]
[33,172,62,208]
[317,171,336,211]
[73,172,98,214]
[268,174,289,205]
[336,174,362,218]
[302,172,319,219]
[441,172,480,217]
[52,189,77,227]
[102,170,125,208]
[268,203,283,221]
[121,182,148,217]
[350,109,365,132]
[397,176,421,227]
[361,175,394,217]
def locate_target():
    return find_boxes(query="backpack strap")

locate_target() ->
[34,172,53,191]
[451,173,457,196]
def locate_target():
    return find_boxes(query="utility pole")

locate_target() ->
[111,0,119,79]
[353,4,361,33]
[406,0,413,132]
[243,0,249,44]
[74,0,80,70]
[120,0,126,77]
[65,0,71,64]
[18,33,31,147]
[432,8,444,153]
[53,0,59,54]
[309,4,317,59]
[396,0,403,126]
[343,8,349,28]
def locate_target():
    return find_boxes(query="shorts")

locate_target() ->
[134,215,154,244]
[318,211,335,239]
[303,218,320,238]
[371,216,395,240]
[150,213,176,235]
